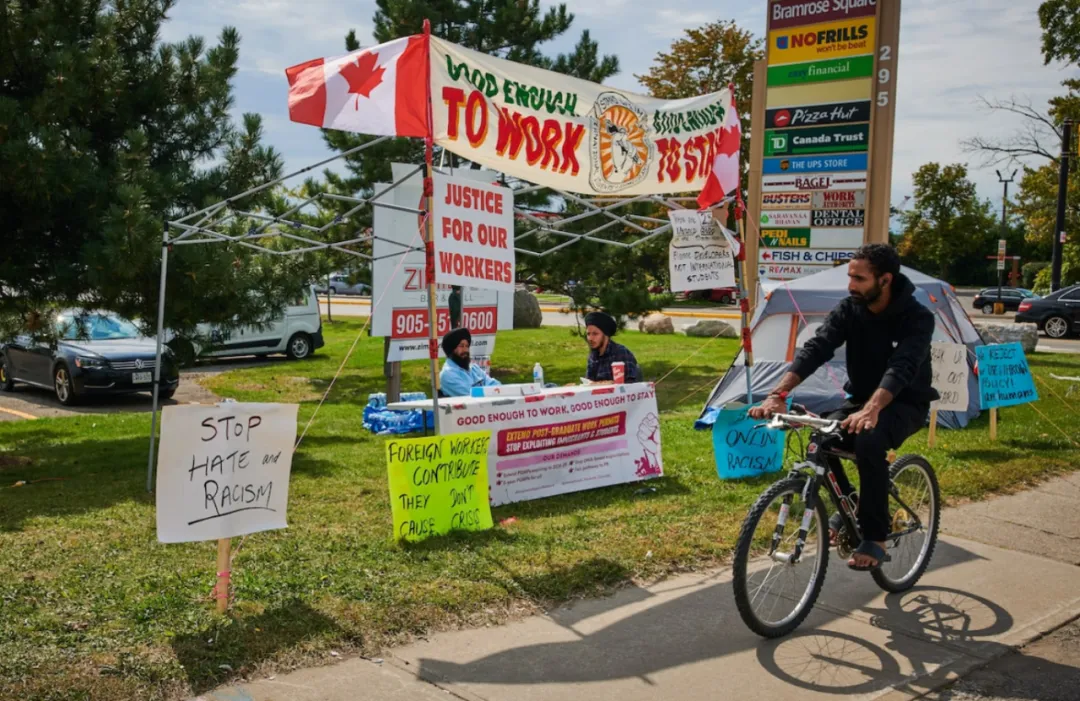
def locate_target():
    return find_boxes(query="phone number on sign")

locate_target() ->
[391,306,498,339]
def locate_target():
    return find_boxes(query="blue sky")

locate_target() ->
[160,0,1069,208]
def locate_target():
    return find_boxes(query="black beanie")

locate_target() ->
[583,311,617,338]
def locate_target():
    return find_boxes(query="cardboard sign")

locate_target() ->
[668,209,736,291]
[432,172,515,293]
[712,402,787,480]
[386,432,494,542]
[930,342,970,412]
[156,403,298,543]
[977,343,1039,409]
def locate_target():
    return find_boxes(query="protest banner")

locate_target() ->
[668,209,736,292]
[441,384,662,506]
[430,37,735,196]
[711,402,786,480]
[156,402,298,612]
[929,342,970,447]
[372,165,513,362]
[432,171,515,293]
[386,431,494,542]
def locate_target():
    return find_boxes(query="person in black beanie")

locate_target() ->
[583,311,641,384]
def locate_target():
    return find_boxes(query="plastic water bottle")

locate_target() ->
[533,362,544,386]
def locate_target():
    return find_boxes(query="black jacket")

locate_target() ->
[790,273,939,407]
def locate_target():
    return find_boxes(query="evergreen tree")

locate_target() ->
[0,0,314,339]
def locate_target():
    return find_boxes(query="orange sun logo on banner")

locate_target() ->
[589,92,655,193]
[598,105,649,184]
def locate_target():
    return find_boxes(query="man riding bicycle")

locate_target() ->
[749,244,938,572]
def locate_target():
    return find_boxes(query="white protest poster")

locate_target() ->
[930,342,969,412]
[156,402,299,543]
[441,383,662,506]
[372,165,513,362]
[432,172,515,293]
[668,209,736,292]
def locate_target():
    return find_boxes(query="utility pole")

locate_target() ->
[995,170,1017,312]
[1051,120,1073,292]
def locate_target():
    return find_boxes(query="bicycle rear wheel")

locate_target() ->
[733,478,829,638]
[872,455,940,593]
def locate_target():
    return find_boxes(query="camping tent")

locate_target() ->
[700,266,984,429]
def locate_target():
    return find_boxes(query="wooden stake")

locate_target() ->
[215,538,231,614]
[928,408,938,448]
[990,408,998,441]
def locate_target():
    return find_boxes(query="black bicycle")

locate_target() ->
[732,406,941,638]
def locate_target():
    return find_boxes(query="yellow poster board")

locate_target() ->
[768,18,876,67]
[386,431,494,542]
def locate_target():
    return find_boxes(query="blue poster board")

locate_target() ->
[712,402,787,480]
[976,342,1039,409]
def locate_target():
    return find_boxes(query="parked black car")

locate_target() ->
[972,287,1039,314]
[1015,285,1080,339]
[0,310,179,405]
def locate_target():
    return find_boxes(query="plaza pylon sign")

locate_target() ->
[286,34,736,197]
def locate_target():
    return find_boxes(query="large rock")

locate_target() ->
[974,322,1039,354]
[638,313,675,335]
[512,290,543,329]
[685,319,739,339]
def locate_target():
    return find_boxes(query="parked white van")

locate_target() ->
[167,286,325,363]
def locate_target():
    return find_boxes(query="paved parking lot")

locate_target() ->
[0,356,295,422]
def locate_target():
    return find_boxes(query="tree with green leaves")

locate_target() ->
[896,163,1000,283]
[0,0,317,341]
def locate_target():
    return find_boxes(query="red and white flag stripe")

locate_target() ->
[696,89,742,211]
[285,36,429,138]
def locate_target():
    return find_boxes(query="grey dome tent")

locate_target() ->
[699,266,984,429]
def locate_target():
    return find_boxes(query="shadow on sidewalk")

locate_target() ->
[412,540,994,693]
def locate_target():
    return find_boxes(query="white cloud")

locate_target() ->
[160,0,1072,208]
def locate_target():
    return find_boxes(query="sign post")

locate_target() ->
[995,239,1007,315]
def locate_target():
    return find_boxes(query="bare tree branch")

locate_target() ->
[960,95,1063,167]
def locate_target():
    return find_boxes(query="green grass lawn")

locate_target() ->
[1,320,1079,700]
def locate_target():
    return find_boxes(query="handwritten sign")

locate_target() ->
[386,431,494,542]
[156,403,298,543]
[668,209,736,292]
[930,342,969,412]
[433,172,515,293]
[976,343,1039,409]
[711,402,786,480]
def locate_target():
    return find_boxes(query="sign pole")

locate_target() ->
[744,59,766,311]
[737,216,754,405]
[928,408,938,448]
[215,538,231,614]
[990,408,998,441]
[423,20,441,433]
[865,0,901,244]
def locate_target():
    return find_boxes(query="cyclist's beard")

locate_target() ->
[851,279,884,306]
[451,351,471,369]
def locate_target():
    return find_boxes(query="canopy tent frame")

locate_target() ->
[146,147,744,492]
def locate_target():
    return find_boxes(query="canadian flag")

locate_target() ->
[286,36,429,137]
[696,89,742,211]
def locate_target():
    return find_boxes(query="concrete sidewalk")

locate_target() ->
[199,473,1080,701]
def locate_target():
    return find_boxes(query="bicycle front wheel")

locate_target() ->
[733,478,829,638]
[872,455,940,593]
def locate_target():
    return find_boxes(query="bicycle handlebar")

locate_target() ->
[765,412,841,434]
